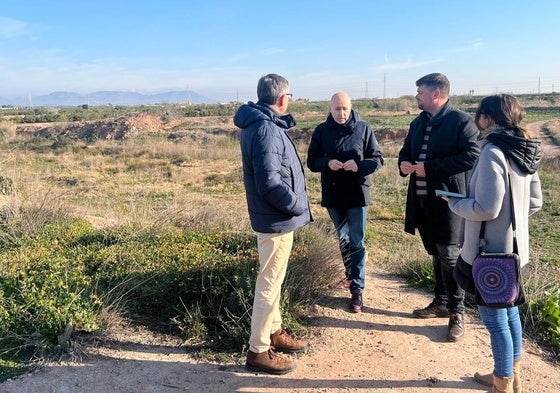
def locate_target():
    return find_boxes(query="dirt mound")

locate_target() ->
[25,113,164,141]
[376,128,409,141]
[17,113,410,144]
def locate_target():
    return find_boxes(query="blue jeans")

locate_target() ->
[478,305,522,377]
[327,206,367,293]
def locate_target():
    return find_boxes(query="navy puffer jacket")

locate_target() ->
[234,102,311,233]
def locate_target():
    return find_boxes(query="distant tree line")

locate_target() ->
[1,93,558,124]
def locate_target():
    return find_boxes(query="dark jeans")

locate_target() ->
[426,243,465,314]
[327,206,367,294]
[416,198,464,314]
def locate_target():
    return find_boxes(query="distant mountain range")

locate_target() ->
[0,90,218,107]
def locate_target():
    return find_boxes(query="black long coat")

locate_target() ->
[398,100,480,245]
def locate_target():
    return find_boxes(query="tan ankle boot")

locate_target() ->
[270,328,309,353]
[245,348,296,375]
[474,371,493,387]
[513,358,522,393]
[476,358,522,390]
[492,374,514,393]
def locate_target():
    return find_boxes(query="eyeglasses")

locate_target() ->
[284,93,293,100]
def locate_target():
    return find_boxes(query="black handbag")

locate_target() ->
[472,163,525,308]
[454,256,475,294]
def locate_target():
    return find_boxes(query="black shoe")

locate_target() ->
[447,313,464,342]
[412,300,450,319]
[349,292,363,313]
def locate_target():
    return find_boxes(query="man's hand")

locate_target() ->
[400,161,425,176]
[342,159,358,172]
[328,159,345,171]
[400,161,415,175]
[413,162,425,176]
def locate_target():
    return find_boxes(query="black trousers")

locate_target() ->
[417,200,465,314]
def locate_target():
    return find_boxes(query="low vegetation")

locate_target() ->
[0,94,558,381]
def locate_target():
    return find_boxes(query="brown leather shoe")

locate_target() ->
[349,291,363,313]
[412,300,450,318]
[245,348,296,375]
[270,328,308,353]
[447,313,464,342]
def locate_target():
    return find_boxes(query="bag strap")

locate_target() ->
[478,157,518,254]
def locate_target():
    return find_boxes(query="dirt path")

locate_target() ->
[2,121,559,393]
[2,270,559,393]
[527,120,560,159]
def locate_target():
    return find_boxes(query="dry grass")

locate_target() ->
[0,121,16,142]
[0,124,245,233]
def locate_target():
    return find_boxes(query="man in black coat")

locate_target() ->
[398,73,479,342]
[307,92,383,313]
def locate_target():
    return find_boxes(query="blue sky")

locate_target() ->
[2,1,559,102]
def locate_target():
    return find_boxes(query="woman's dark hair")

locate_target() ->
[475,94,533,138]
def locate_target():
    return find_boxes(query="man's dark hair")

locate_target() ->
[257,74,290,105]
[416,73,450,97]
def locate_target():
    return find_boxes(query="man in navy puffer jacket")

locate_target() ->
[234,74,311,375]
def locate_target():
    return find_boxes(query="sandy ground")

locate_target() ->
[2,120,559,393]
[2,270,559,393]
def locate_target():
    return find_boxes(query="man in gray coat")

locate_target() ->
[398,73,480,342]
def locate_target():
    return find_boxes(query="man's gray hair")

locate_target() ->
[416,73,450,97]
[257,74,290,105]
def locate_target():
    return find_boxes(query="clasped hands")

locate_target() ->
[328,159,358,172]
[400,161,426,176]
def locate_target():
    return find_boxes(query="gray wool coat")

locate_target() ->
[448,134,543,268]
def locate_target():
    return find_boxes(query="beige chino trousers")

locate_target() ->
[249,231,294,353]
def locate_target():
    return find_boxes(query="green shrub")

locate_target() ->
[0,219,100,356]
[84,226,333,350]
[541,293,560,347]
[0,219,325,357]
